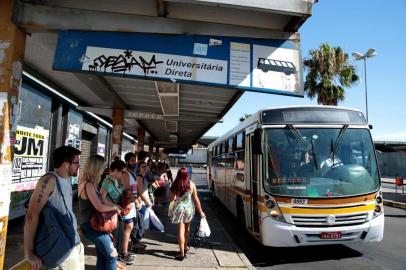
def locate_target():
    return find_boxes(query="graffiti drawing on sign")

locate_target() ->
[88,50,164,76]
[12,126,49,192]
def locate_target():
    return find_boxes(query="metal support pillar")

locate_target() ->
[0,0,26,267]
[111,107,124,159]
[137,127,145,152]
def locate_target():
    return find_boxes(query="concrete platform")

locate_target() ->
[5,168,252,270]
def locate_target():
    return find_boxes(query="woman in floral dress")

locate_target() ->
[169,167,205,260]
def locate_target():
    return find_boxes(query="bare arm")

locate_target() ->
[169,190,176,202]
[24,174,56,270]
[86,183,120,212]
[121,172,130,190]
[137,176,152,207]
[191,182,205,218]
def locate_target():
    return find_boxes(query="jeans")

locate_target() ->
[81,222,117,270]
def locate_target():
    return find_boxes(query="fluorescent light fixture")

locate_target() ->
[85,111,112,128]
[23,71,136,141]
[123,132,135,141]
[23,71,79,106]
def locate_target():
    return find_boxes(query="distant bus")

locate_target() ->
[207,106,384,246]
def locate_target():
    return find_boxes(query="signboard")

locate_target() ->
[11,126,49,192]
[53,31,303,96]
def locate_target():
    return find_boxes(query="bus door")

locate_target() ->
[249,132,261,234]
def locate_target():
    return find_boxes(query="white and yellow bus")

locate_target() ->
[207,106,384,246]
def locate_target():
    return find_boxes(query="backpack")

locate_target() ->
[130,208,144,244]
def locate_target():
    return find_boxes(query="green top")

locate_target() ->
[101,175,123,204]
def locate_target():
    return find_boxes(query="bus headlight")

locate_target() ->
[373,195,384,218]
[265,197,286,222]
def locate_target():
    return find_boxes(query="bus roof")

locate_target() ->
[208,106,366,149]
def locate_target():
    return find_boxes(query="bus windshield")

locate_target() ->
[264,127,380,198]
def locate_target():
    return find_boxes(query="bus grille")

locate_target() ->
[291,213,368,227]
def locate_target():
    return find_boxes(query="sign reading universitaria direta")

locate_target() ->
[53,31,303,97]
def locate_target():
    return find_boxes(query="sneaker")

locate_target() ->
[118,253,135,265]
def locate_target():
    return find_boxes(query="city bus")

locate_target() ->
[207,106,384,246]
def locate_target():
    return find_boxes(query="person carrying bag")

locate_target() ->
[78,155,121,270]
[169,167,206,261]
[24,146,84,270]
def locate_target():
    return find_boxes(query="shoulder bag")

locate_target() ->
[34,173,77,268]
[87,182,119,234]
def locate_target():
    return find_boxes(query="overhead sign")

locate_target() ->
[53,31,303,96]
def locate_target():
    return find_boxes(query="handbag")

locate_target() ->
[90,210,118,233]
[120,189,134,216]
[86,181,119,233]
[34,173,77,268]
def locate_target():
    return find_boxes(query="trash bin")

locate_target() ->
[395,176,404,193]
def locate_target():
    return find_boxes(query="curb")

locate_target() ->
[201,197,254,269]
[383,199,406,210]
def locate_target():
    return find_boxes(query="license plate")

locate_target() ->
[320,232,342,239]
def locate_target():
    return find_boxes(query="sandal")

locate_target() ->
[175,254,185,261]
[184,246,190,255]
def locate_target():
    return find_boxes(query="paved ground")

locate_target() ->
[5,168,252,270]
[5,172,406,269]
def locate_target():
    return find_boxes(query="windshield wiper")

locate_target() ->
[331,124,349,163]
[286,124,318,171]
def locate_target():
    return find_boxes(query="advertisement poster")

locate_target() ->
[11,126,49,192]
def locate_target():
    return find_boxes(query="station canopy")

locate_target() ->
[13,0,315,149]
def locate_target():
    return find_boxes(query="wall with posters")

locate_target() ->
[9,85,51,219]
[8,75,134,219]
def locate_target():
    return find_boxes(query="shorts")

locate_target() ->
[122,203,136,222]
[123,218,133,224]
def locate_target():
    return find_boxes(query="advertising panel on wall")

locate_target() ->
[53,31,303,97]
[11,126,49,192]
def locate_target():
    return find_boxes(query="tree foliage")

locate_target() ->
[303,43,359,105]
[239,114,252,122]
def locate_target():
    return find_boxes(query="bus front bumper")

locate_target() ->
[261,214,384,247]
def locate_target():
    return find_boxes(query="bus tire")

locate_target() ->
[237,197,246,227]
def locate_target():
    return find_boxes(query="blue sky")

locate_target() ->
[205,0,406,140]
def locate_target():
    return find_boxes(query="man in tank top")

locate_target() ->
[24,146,84,270]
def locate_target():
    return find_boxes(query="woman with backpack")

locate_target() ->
[78,155,121,270]
[100,159,135,265]
[169,167,205,261]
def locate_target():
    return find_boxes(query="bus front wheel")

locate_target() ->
[237,198,246,227]
[211,181,216,200]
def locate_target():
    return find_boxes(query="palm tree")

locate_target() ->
[303,43,359,105]
[239,114,252,122]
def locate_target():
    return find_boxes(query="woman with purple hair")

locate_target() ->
[169,167,205,261]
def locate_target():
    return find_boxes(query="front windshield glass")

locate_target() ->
[264,128,380,198]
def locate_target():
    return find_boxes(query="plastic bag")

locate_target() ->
[149,208,165,232]
[198,218,211,237]
[168,201,175,217]
[143,206,150,230]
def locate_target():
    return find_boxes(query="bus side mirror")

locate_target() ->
[252,129,262,155]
